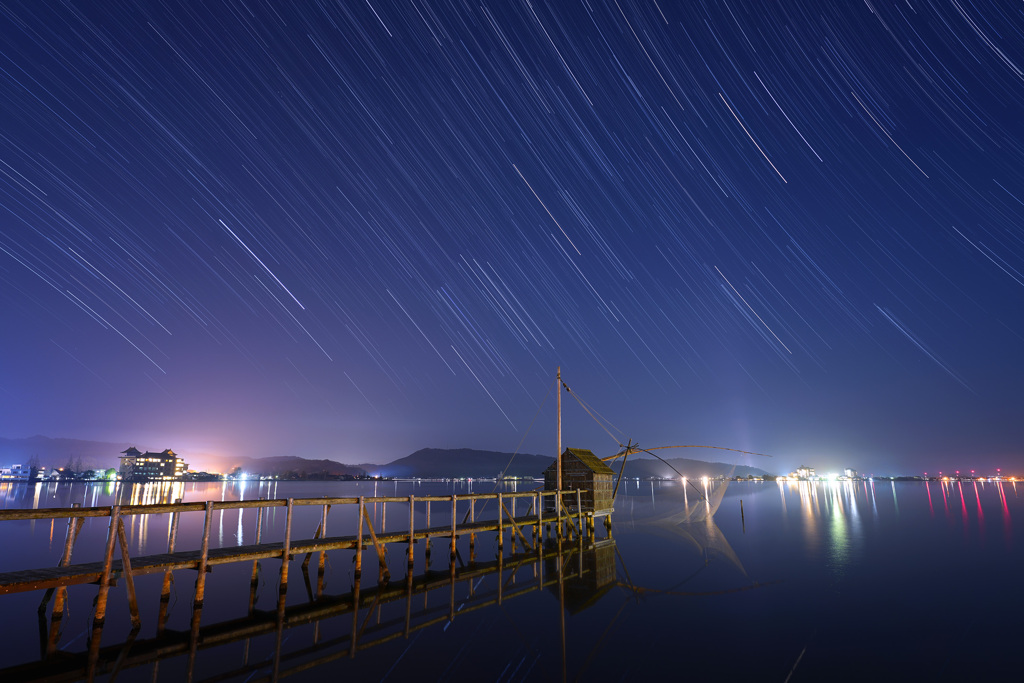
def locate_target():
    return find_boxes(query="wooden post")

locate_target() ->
[500,499,533,552]
[362,503,389,582]
[116,517,141,629]
[469,497,475,560]
[355,497,364,578]
[449,495,457,560]
[556,487,563,540]
[160,499,182,634]
[59,503,81,561]
[251,498,264,591]
[44,503,82,617]
[497,493,504,552]
[407,495,415,567]
[424,499,431,562]
[320,502,329,572]
[280,498,294,591]
[510,496,516,554]
[93,505,120,625]
[576,489,583,538]
[195,501,214,606]
[537,492,543,545]
[46,504,82,655]
[557,366,562,493]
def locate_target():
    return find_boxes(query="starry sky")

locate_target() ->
[2,1,1024,475]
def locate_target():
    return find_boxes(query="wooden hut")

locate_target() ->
[543,448,615,513]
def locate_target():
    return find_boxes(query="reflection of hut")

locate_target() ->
[543,448,615,513]
[547,539,617,613]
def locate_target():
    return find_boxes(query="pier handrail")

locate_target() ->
[0,489,551,522]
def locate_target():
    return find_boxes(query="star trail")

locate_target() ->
[2,1,1023,474]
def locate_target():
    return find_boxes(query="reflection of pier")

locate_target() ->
[0,490,613,681]
[1,537,616,683]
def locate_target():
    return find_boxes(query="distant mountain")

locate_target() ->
[618,457,768,480]
[367,448,553,478]
[232,455,365,478]
[0,437,771,480]
[365,448,771,480]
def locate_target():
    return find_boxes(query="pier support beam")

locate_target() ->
[195,501,214,607]
[449,495,457,562]
[116,517,141,629]
[354,497,364,579]
[407,495,415,569]
[93,505,120,626]
[362,502,389,583]
[497,493,504,553]
[280,498,294,593]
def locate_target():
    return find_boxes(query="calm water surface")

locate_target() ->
[0,478,1019,681]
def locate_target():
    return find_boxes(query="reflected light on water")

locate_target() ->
[958,481,968,524]
[974,481,985,538]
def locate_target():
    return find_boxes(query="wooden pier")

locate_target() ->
[0,489,610,598]
[0,487,613,679]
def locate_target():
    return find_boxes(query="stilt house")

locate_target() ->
[543,448,615,513]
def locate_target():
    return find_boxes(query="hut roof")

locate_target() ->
[544,448,615,476]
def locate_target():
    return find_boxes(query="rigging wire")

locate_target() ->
[561,379,626,446]
[466,376,557,523]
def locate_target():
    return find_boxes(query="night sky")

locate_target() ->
[2,1,1024,475]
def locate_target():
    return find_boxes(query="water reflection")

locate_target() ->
[3,479,1018,680]
[2,533,618,683]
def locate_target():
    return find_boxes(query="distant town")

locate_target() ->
[0,446,376,484]
[0,447,1015,484]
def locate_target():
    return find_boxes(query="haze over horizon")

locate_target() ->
[3,2,1024,476]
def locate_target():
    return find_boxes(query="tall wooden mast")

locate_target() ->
[556,366,562,492]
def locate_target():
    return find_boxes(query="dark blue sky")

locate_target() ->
[2,1,1023,475]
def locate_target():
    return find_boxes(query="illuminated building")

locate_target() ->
[0,464,31,482]
[118,447,189,482]
[795,465,816,480]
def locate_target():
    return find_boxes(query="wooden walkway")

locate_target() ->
[0,515,550,594]
[0,489,612,611]
[0,488,615,682]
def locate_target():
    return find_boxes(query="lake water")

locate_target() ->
[0,477,1019,681]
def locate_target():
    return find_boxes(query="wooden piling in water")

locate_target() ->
[535,492,542,545]
[280,498,294,591]
[195,501,214,607]
[497,492,504,552]
[576,489,583,538]
[424,500,432,562]
[469,497,475,561]
[93,505,120,626]
[407,495,415,567]
[116,517,141,629]
[449,495,457,560]
[360,502,389,583]
[355,497,364,578]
